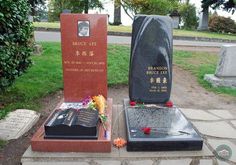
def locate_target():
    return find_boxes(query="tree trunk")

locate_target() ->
[84,0,89,13]
[113,0,121,25]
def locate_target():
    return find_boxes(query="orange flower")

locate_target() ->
[113,137,127,148]
[92,95,106,114]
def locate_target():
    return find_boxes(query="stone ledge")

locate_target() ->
[21,144,213,164]
[204,74,236,88]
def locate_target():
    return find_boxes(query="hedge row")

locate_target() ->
[0,0,33,91]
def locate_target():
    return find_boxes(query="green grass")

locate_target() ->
[0,42,63,119]
[108,25,132,33]
[0,43,130,119]
[174,50,236,97]
[33,22,132,32]
[0,140,7,149]
[1,43,236,120]
[173,29,236,40]
[34,22,60,28]
[33,22,236,40]
[108,44,130,85]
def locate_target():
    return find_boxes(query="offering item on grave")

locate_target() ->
[92,95,106,114]
[44,95,107,139]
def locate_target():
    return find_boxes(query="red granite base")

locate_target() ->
[31,98,113,153]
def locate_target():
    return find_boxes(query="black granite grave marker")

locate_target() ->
[125,15,203,151]
[129,15,173,103]
[124,99,203,151]
[44,108,99,139]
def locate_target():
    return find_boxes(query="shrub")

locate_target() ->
[179,3,198,30]
[0,0,33,91]
[209,15,236,34]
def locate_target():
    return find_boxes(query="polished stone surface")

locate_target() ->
[61,14,107,102]
[129,15,173,103]
[44,108,99,139]
[124,100,203,151]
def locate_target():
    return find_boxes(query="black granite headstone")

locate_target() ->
[129,15,173,103]
[44,108,99,139]
[124,15,203,151]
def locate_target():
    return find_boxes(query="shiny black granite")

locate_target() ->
[129,15,173,103]
[124,99,203,151]
[44,108,99,139]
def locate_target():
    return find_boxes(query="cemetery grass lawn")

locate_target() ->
[173,29,236,41]
[0,43,130,119]
[174,50,236,97]
[33,22,236,41]
[1,43,235,120]
[0,140,7,149]
[0,42,63,119]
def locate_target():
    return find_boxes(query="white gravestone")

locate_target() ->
[204,45,236,88]
[0,109,40,140]
[197,7,209,31]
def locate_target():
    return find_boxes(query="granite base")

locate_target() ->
[204,74,236,88]
[124,99,203,151]
[31,98,113,153]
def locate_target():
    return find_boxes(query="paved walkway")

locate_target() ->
[34,31,236,48]
[21,105,236,165]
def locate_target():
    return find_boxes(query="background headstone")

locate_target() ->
[169,10,180,29]
[197,7,209,31]
[129,15,173,103]
[215,45,236,77]
[0,109,40,140]
[60,14,107,102]
[204,45,236,88]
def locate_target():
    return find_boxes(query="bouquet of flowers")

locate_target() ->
[82,95,107,130]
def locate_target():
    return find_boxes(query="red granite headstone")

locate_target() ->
[61,14,107,102]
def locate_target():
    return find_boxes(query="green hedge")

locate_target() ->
[179,3,198,30]
[0,0,33,91]
[209,15,236,34]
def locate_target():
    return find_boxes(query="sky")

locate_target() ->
[91,0,236,26]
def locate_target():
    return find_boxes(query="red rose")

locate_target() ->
[142,127,151,134]
[165,100,173,107]
[130,101,136,106]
